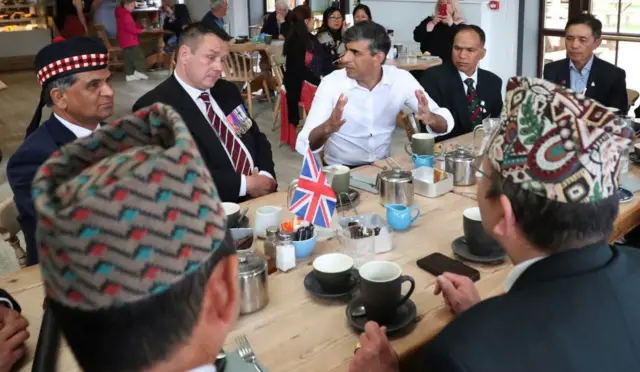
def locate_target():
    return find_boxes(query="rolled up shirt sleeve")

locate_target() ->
[404,71,454,136]
[295,78,336,155]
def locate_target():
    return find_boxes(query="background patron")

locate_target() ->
[261,0,290,40]
[413,0,465,62]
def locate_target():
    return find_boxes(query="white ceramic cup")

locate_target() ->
[253,206,282,238]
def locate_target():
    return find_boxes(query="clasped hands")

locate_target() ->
[246,168,277,198]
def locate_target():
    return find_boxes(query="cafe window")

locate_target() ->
[539,0,640,110]
[266,0,305,13]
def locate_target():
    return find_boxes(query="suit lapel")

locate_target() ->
[585,57,599,98]
[558,58,571,88]
[45,116,77,147]
[449,64,472,133]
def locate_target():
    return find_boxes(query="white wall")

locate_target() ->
[364,0,520,90]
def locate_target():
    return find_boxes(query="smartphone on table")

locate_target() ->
[417,253,480,282]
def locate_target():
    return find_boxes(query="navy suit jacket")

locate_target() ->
[7,116,77,266]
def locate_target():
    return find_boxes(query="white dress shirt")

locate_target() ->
[173,72,273,197]
[504,256,547,292]
[459,68,479,95]
[54,113,93,139]
[296,65,454,166]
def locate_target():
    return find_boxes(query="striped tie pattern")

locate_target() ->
[465,78,482,128]
[199,93,251,175]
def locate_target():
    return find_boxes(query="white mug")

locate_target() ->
[253,206,282,238]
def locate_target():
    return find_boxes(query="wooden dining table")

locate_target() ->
[5,132,640,371]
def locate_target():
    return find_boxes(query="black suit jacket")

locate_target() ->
[7,116,77,266]
[133,76,276,203]
[421,62,503,142]
[543,57,628,113]
[423,244,640,372]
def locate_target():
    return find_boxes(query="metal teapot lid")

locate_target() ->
[238,252,266,276]
[379,169,412,182]
[446,145,475,161]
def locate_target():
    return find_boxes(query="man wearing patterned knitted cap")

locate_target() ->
[7,36,114,266]
[349,77,640,372]
[31,104,239,371]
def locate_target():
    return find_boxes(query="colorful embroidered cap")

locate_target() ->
[32,104,232,311]
[486,77,632,203]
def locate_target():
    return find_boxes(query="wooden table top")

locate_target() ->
[385,56,442,71]
[5,132,640,371]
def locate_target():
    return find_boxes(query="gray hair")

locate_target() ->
[343,21,391,62]
[210,0,226,9]
[44,74,77,107]
[275,0,288,8]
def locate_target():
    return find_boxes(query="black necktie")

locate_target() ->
[465,78,482,127]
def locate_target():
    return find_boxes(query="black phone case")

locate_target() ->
[417,253,480,282]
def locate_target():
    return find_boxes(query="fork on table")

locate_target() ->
[235,334,265,372]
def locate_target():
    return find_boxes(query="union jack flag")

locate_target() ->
[288,149,337,228]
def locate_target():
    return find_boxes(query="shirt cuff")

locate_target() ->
[424,107,454,136]
[259,170,274,180]
[239,174,247,197]
[0,297,13,310]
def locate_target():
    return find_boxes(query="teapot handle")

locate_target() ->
[287,179,298,207]
[472,125,484,155]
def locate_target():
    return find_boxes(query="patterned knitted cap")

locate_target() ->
[486,77,632,203]
[32,104,231,311]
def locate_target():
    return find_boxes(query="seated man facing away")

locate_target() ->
[544,14,627,113]
[296,21,454,167]
[7,37,114,266]
[349,77,640,372]
[420,25,502,141]
[32,104,239,372]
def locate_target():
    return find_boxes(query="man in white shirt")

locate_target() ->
[349,78,640,372]
[296,21,454,166]
[134,22,276,203]
[7,36,114,266]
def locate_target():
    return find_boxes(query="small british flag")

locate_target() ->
[288,149,337,228]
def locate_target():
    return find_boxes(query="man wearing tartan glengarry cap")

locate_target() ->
[7,36,114,267]
[32,103,240,372]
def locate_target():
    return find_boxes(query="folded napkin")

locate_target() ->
[222,350,268,372]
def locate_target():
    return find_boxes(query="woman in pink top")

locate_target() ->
[116,0,148,81]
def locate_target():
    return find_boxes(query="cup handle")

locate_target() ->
[409,206,420,224]
[397,275,415,308]
[411,153,417,161]
[405,143,413,156]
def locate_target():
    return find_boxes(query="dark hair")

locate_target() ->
[49,233,235,371]
[317,6,345,36]
[455,24,486,46]
[43,74,77,107]
[485,168,617,253]
[179,21,232,52]
[284,5,312,55]
[353,4,372,21]
[565,14,602,39]
[343,21,391,61]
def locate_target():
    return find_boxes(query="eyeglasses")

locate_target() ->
[329,16,344,21]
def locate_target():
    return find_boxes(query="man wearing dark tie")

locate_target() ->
[544,14,627,113]
[134,23,276,203]
[419,25,502,141]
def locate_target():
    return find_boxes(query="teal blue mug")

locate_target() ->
[411,154,435,168]
[384,204,421,231]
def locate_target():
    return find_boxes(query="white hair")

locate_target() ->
[210,0,226,9]
[275,0,288,7]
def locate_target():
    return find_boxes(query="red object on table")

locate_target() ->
[280,81,318,151]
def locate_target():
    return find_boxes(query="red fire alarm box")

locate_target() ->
[489,0,500,10]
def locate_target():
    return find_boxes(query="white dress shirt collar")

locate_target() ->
[459,68,479,93]
[504,255,547,292]
[174,71,209,100]
[347,65,395,91]
[188,365,216,372]
[53,113,94,139]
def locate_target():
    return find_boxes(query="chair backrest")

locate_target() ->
[628,89,639,107]
[94,24,114,50]
[269,53,284,88]
[223,44,257,82]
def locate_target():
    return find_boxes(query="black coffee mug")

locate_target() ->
[462,207,503,256]
[358,261,415,324]
[313,253,355,292]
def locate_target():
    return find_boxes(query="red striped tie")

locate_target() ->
[199,93,251,175]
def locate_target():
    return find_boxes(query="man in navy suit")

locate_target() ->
[7,36,114,266]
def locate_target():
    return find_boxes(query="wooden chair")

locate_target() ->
[269,53,285,131]
[95,24,124,70]
[628,89,639,108]
[223,43,272,116]
[0,197,26,267]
